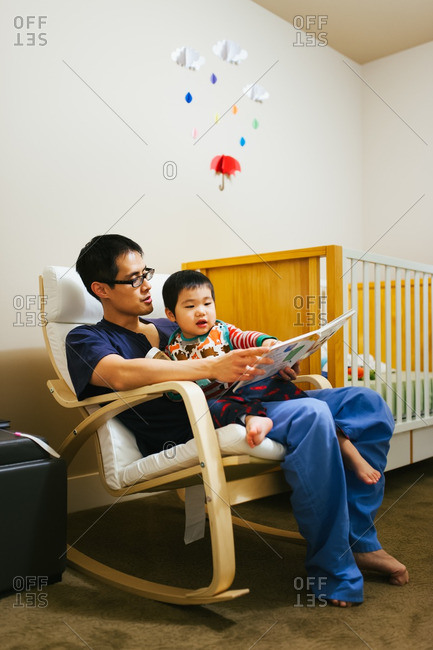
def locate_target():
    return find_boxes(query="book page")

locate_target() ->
[232,309,354,391]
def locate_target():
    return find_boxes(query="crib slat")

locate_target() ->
[342,257,350,388]
[350,261,358,386]
[414,272,421,420]
[385,266,393,412]
[374,265,382,397]
[431,276,433,417]
[395,268,403,424]
[362,262,370,388]
[405,270,412,421]
[423,273,429,418]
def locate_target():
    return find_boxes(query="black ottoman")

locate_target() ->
[0,430,67,597]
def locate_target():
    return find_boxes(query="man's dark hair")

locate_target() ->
[76,234,143,300]
[162,270,215,314]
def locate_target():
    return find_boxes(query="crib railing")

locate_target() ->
[340,249,433,431]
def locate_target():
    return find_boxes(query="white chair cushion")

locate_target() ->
[46,322,77,391]
[97,420,286,490]
[43,266,103,324]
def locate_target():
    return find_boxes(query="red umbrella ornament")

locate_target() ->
[210,155,241,191]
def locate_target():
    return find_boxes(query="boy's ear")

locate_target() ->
[165,307,176,322]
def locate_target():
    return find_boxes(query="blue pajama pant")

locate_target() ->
[263,386,394,603]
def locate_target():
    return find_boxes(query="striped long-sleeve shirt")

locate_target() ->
[166,320,276,399]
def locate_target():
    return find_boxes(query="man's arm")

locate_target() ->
[91,348,273,392]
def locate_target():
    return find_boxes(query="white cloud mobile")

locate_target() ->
[171,46,205,70]
[213,39,248,64]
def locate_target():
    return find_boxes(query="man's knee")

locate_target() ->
[353,387,393,424]
[341,386,395,440]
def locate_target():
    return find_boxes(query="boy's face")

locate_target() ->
[166,285,216,339]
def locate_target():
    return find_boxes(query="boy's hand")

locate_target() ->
[259,339,300,380]
[279,361,300,381]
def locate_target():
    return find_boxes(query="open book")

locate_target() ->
[233,309,355,391]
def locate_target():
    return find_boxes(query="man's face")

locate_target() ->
[105,250,154,317]
[171,285,216,339]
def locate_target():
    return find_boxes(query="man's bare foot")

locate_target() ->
[328,599,354,607]
[354,549,409,585]
[337,434,381,484]
[245,415,273,448]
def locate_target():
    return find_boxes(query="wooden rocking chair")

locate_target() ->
[40,265,331,605]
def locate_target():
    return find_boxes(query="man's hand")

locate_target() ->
[279,361,300,381]
[210,347,274,384]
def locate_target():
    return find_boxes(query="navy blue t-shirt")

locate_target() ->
[66,317,194,457]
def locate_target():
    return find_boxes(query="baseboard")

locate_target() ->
[67,473,148,513]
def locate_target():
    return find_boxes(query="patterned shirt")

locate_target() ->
[166,320,275,399]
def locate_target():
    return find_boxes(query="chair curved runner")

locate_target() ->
[40,265,331,605]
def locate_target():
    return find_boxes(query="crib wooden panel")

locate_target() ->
[183,246,344,387]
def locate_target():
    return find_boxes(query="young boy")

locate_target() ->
[163,270,381,485]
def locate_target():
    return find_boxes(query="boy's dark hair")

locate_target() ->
[162,270,215,314]
[76,234,143,300]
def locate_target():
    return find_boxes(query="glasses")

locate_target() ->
[107,268,155,288]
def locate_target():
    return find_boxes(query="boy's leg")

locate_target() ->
[208,395,266,428]
[265,398,364,603]
[336,429,381,484]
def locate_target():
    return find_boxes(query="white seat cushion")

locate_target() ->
[98,420,286,490]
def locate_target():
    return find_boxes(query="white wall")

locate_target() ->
[0,0,375,468]
[362,41,433,264]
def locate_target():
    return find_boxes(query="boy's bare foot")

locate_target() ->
[245,415,273,448]
[338,434,381,484]
[328,600,355,607]
[354,549,409,585]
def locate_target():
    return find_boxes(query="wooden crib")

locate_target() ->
[183,245,433,470]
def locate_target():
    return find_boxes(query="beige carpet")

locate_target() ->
[1,457,432,650]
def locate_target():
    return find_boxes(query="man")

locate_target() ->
[66,234,408,606]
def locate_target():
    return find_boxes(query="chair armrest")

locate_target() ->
[54,377,221,468]
[47,378,166,409]
[293,374,332,390]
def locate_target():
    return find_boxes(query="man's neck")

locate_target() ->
[102,308,142,333]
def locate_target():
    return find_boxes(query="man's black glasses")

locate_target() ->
[107,268,155,288]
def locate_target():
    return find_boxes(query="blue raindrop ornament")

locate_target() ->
[240,137,246,146]
[210,73,217,84]
[185,92,193,103]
